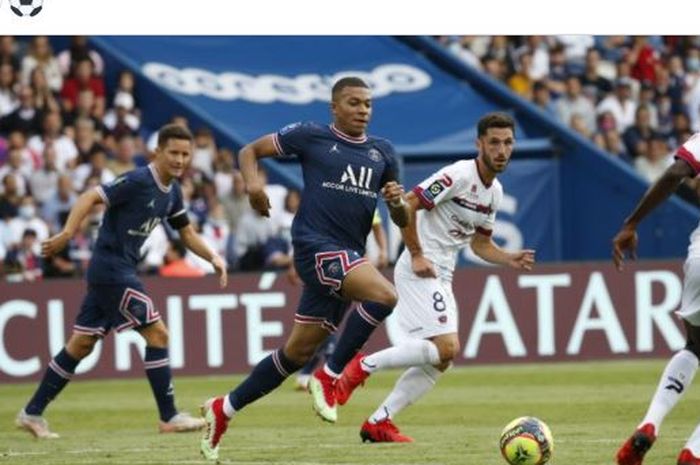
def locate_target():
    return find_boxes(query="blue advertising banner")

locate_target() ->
[94,36,531,149]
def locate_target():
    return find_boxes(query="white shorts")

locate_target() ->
[387,256,458,341]
[677,257,700,325]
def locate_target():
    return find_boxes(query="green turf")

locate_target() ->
[0,359,696,464]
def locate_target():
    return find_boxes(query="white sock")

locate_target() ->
[369,365,442,424]
[640,349,698,432]
[362,340,441,373]
[223,395,236,418]
[323,363,340,378]
[684,424,700,457]
[296,374,310,388]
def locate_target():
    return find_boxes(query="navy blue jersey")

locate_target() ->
[273,122,399,254]
[88,164,187,284]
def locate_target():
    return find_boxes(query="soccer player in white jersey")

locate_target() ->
[614,132,700,465]
[335,112,535,442]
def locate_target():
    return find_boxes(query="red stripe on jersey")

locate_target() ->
[411,186,435,210]
[330,124,367,144]
[676,146,700,175]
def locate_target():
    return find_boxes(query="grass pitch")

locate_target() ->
[0,359,696,464]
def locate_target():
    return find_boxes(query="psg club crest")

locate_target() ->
[367,148,381,162]
[8,0,44,17]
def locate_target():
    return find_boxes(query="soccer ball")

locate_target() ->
[499,416,554,465]
[9,0,43,17]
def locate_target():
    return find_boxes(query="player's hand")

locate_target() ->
[41,231,70,257]
[382,181,405,207]
[248,189,271,218]
[411,254,437,278]
[612,226,638,271]
[211,254,228,288]
[286,262,302,286]
[508,249,535,271]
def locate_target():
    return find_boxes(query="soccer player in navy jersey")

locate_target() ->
[200,76,409,460]
[16,124,228,439]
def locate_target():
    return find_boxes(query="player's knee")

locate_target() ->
[685,338,700,359]
[434,360,452,372]
[376,286,398,308]
[66,334,98,359]
[145,325,169,347]
[154,328,169,347]
[685,322,700,360]
[435,338,460,363]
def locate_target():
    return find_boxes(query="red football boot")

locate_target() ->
[336,352,371,406]
[360,419,414,443]
[678,448,700,465]
[616,423,657,465]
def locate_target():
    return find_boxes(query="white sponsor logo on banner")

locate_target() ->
[142,62,432,104]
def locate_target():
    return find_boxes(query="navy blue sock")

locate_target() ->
[144,347,177,422]
[300,352,321,375]
[25,348,79,415]
[327,302,393,374]
[228,349,302,411]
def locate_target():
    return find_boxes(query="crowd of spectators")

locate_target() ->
[0,36,332,282]
[441,35,700,185]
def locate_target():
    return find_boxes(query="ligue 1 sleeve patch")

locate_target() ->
[279,122,302,135]
[425,180,445,200]
[8,0,44,17]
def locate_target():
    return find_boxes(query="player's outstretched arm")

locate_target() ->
[41,188,103,257]
[238,134,279,218]
[471,231,535,271]
[612,159,694,271]
[179,224,228,288]
[382,181,409,228]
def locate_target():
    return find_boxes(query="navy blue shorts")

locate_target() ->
[294,243,368,332]
[73,281,160,337]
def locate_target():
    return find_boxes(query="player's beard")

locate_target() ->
[484,155,507,174]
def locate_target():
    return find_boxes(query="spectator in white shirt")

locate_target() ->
[27,111,78,173]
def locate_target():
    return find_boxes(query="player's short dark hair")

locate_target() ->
[158,123,194,148]
[331,77,369,100]
[477,112,516,137]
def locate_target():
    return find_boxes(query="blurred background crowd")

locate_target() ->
[441,35,700,183]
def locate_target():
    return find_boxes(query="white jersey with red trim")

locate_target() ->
[677,133,700,259]
[409,159,503,279]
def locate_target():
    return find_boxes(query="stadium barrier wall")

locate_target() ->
[0,260,686,382]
